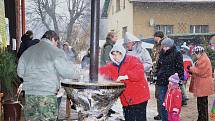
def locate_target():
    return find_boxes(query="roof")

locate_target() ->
[141,38,155,44]
[102,0,215,17]
[168,33,215,37]
[168,33,215,45]
[130,0,215,2]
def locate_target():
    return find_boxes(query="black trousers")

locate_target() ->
[123,101,148,121]
[197,96,208,121]
[155,85,161,116]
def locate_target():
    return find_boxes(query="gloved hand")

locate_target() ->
[178,80,183,85]
[172,108,179,114]
[152,76,157,84]
[116,75,128,82]
[187,65,192,75]
[17,83,23,95]
[187,65,191,70]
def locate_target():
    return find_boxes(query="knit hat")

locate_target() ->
[192,46,205,54]
[181,42,190,51]
[169,73,180,84]
[161,38,174,47]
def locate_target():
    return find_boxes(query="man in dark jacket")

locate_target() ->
[17,30,39,59]
[154,38,184,121]
[152,31,165,120]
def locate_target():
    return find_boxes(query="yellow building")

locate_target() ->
[102,0,215,38]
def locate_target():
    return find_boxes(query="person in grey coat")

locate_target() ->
[81,48,90,69]
[63,42,77,63]
[123,32,153,75]
[17,30,80,120]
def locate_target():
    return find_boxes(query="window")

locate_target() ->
[123,0,125,9]
[190,25,209,33]
[122,26,127,38]
[116,0,120,12]
[112,6,114,15]
[155,25,173,35]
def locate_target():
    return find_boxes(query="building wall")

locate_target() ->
[100,18,108,40]
[133,2,215,38]
[107,0,134,38]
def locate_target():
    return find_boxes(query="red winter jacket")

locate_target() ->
[99,55,150,107]
[163,87,182,114]
[183,56,193,80]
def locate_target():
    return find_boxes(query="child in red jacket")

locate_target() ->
[163,73,182,121]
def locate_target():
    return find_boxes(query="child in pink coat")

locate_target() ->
[163,73,182,121]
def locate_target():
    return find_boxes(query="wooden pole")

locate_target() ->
[21,0,25,35]
[0,93,3,120]
[15,0,21,52]
[66,98,71,120]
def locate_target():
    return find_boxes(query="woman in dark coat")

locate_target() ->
[154,38,184,121]
[17,30,40,59]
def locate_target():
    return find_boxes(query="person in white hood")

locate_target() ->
[180,42,193,106]
[99,44,150,121]
[123,32,153,77]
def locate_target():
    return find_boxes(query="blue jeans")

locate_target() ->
[57,96,62,111]
[158,85,168,121]
[180,84,188,102]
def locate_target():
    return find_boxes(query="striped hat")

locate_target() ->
[192,46,204,54]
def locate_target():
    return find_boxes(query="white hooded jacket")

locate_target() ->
[109,43,126,65]
[124,32,153,73]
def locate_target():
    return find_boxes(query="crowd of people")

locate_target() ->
[16,30,214,121]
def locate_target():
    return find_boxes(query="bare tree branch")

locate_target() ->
[66,0,90,41]
[37,0,51,30]
[26,0,91,50]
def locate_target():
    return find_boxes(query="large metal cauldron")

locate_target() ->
[62,82,125,121]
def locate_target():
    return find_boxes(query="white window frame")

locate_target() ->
[155,25,174,35]
[190,25,209,33]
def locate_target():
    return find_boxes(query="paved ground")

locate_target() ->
[58,81,215,121]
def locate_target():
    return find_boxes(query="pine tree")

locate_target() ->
[202,40,215,70]
[205,46,215,69]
